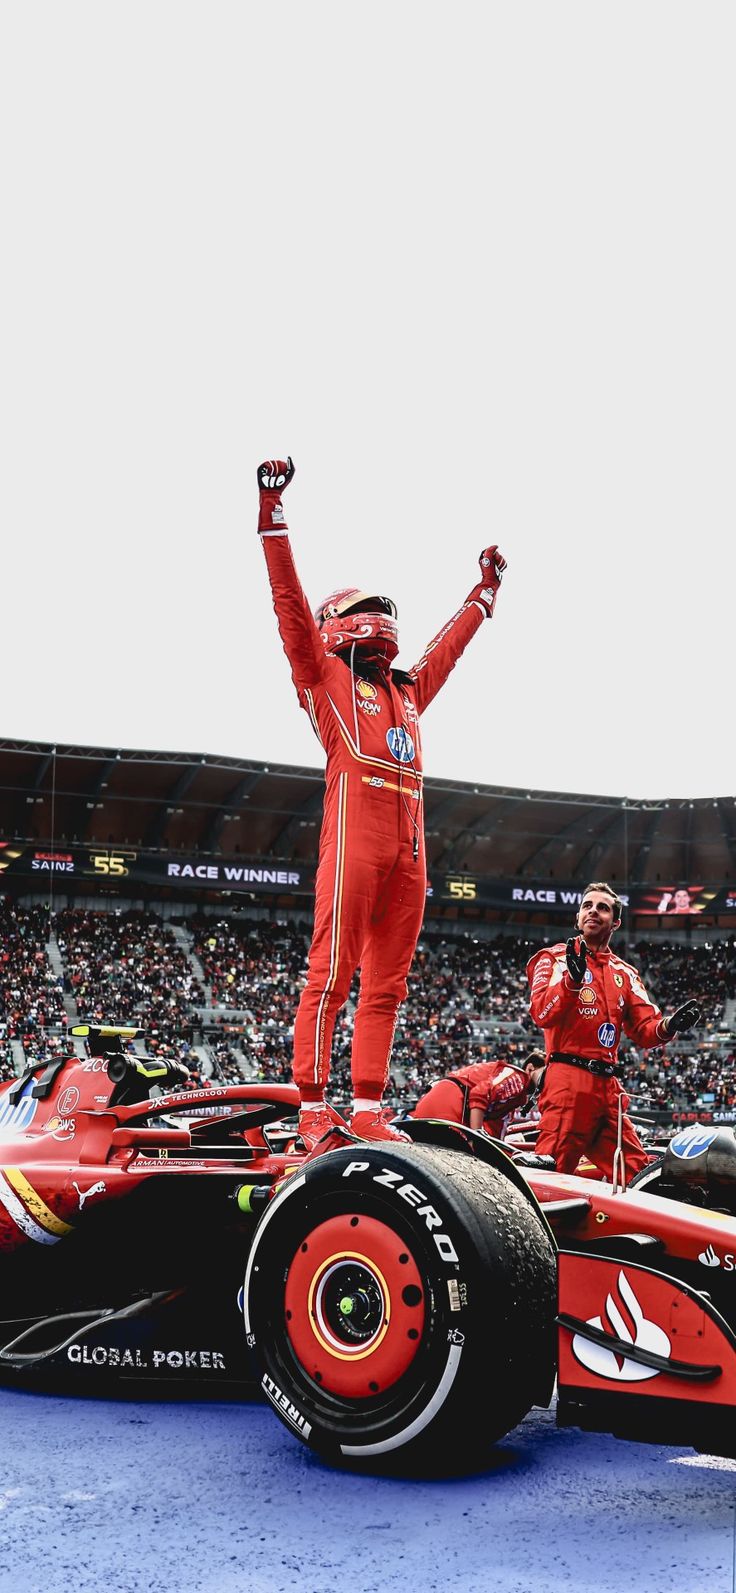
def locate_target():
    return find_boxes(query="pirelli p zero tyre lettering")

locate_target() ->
[243,1144,557,1472]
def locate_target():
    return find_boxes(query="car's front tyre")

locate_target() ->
[243,1143,556,1472]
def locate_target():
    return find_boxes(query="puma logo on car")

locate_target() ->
[73,1179,106,1210]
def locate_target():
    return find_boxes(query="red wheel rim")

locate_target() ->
[284,1213,426,1397]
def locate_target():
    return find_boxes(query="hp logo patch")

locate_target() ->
[670,1125,719,1160]
[597,1023,617,1048]
[386,727,416,763]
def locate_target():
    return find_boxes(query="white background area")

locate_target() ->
[1,3,733,800]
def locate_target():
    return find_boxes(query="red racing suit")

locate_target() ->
[527,940,670,1179]
[412,1060,531,1135]
[261,529,493,1099]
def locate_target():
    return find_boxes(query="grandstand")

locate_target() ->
[0,737,733,1124]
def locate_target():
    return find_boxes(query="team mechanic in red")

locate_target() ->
[257,458,508,1148]
[412,1052,546,1136]
[527,881,701,1180]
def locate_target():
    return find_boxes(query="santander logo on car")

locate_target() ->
[571,1270,672,1383]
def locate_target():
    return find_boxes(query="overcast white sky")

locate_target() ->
[1,3,733,802]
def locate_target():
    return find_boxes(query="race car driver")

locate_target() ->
[527,881,701,1181]
[257,457,507,1148]
[412,1052,546,1136]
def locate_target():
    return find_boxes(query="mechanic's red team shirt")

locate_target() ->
[261,532,488,863]
[526,941,669,1062]
[449,1060,530,1130]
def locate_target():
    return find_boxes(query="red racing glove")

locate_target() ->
[468,546,507,616]
[257,457,294,533]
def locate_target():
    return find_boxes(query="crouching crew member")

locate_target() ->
[412,1052,546,1136]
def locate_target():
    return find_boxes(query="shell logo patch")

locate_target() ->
[356,679,381,716]
[579,988,597,1007]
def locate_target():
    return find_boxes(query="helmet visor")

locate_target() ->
[337,592,397,621]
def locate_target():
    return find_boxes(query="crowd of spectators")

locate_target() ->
[0,900,733,1117]
[205,1037,250,1084]
[0,900,67,1050]
[620,1047,736,1115]
[619,940,736,1116]
[56,908,201,1044]
[191,918,312,1081]
[0,1045,16,1083]
[181,919,736,1116]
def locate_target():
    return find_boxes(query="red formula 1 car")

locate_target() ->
[2,1026,736,1472]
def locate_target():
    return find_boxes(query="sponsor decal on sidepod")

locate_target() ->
[571,1270,671,1383]
[670,1125,720,1159]
[67,1345,227,1370]
[698,1245,736,1271]
[0,1094,38,1139]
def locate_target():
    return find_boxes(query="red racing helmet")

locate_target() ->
[314,588,399,662]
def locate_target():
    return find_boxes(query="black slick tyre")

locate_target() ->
[628,1156,666,1193]
[243,1143,557,1473]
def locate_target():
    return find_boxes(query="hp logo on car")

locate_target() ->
[669,1125,720,1160]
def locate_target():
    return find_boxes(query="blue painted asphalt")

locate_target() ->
[0,1392,734,1593]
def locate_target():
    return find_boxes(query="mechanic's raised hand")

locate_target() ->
[565,936,588,987]
[468,546,507,617]
[257,457,294,533]
[662,1000,702,1037]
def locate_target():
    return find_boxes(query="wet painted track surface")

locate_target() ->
[0,1391,734,1593]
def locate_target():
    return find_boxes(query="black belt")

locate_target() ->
[549,1051,619,1080]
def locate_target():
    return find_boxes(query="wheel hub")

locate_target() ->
[284,1213,426,1398]
[329,1270,383,1341]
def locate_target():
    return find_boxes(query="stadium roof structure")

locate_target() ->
[0,737,733,887]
